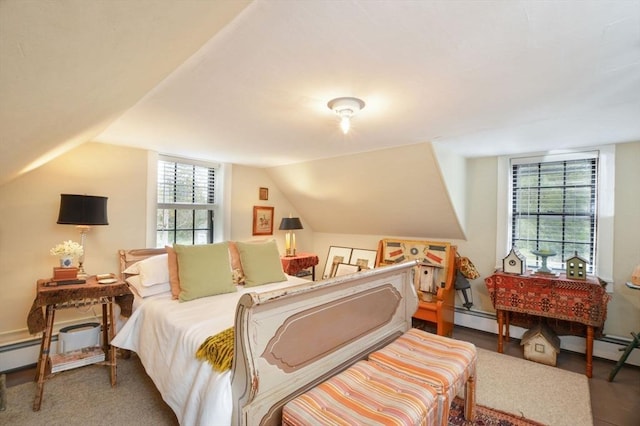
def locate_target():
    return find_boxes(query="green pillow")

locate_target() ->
[174,242,236,302]
[236,240,287,287]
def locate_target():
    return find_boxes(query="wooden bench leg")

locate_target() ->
[464,375,476,421]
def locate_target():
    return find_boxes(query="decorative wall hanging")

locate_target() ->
[252,206,274,236]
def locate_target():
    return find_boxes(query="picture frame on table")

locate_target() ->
[335,263,360,277]
[252,206,274,236]
[323,246,353,279]
[350,248,378,270]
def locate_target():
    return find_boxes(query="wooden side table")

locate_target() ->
[281,252,319,280]
[27,276,133,411]
[485,271,610,378]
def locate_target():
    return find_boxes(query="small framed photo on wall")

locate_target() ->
[252,206,274,236]
[259,187,269,201]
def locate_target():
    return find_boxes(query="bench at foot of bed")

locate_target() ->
[282,328,476,426]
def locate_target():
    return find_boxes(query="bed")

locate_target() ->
[112,241,418,426]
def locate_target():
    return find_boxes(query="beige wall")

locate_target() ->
[0,144,309,345]
[229,164,313,251]
[1,140,637,349]
[312,142,640,339]
[0,143,149,344]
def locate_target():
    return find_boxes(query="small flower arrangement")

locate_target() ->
[50,240,84,258]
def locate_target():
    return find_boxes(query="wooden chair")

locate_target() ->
[376,239,457,337]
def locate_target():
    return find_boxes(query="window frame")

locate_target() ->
[496,145,615,291]
[150,154,230,247]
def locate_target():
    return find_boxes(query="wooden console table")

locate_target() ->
[485,271,609,378]
[27,276,133,410]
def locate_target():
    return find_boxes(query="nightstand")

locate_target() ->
[280,253,319,280]
[27,276,133,411]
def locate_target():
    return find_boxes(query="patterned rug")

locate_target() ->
[449,397,546,426]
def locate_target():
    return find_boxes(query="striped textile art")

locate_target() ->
[282,360,439,426]
[368,328,477,421]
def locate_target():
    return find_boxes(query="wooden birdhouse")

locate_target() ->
[502,246,526,275]
[520,323,561,366]
[414,261,443,302]
[566,251,588,280]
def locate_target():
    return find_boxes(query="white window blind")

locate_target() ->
[510,153,598,273]
[156,157,217,246]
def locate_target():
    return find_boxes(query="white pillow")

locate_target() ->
[126,275,171,298]
[123,254,169,287]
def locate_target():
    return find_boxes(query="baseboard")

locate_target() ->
[454,308,640,367]
[3,308,638,372]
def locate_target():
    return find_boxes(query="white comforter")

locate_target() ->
[112,276,309,426]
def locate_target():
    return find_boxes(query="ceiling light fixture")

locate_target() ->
[327,97,365,134]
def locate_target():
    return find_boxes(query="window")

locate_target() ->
[156,157,217,246]
[509,152,598,273]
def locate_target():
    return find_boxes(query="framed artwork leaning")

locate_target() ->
[252,206,274,236]
[350,248,377,271]
[322,246,353,279]
[335,263,360,277]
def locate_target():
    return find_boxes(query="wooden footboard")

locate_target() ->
[231,260,418,426]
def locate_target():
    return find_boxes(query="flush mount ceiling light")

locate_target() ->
[327,97,365,134]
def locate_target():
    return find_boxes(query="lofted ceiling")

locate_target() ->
[2,0,640,186]
[2,1,640,215]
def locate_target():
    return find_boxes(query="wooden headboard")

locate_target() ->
[118,248,166,279]
[231,260,418,426]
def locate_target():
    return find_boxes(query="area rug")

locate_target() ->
[449,397,545,426]
[1,347,591,426]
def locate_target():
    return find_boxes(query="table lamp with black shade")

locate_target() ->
[279,216,303,257]
[57,194,108,278]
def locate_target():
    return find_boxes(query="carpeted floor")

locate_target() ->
[1,347,591,425]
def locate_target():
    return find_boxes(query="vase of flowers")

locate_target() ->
[50,240,84,268]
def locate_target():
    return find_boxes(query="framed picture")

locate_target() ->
[350,248,378,270]
[335,263,360,277]
[252,206,274,236]
[259,187,269,201]
[322,246,353,279]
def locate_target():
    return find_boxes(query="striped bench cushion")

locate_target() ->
[368,328,477,422]
[282,360,439,426]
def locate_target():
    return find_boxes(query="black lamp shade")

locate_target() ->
[57,194,109,225]
[279,217,303,230]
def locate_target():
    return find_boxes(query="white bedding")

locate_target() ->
[112,275,310,426]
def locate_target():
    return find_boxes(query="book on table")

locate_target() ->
[50,345,105,373]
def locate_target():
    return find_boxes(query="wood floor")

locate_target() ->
[5,325,639,425]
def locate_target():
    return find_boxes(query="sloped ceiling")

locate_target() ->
[2,1,640,239]
[266,143,466,239]
[0,0,251,184]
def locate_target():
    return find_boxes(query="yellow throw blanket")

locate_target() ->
[196,327,234,372]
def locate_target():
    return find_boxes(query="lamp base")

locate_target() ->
[285,248,297,257]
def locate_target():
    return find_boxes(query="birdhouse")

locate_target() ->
[566,251,588,280]
[502,246,526,275]
[414,261,443,302]
[520,323,561,366]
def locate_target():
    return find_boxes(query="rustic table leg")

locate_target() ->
[504,310,510,342]
[102,303,109,352]
[497,309,504,353]
[33,304,55,411]
[586,325,594,378]
[108,297,117,386]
